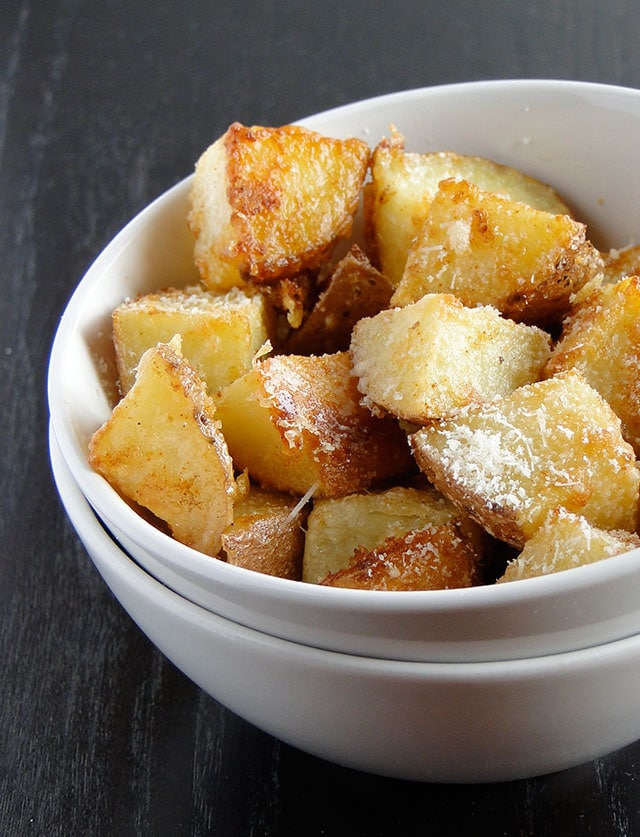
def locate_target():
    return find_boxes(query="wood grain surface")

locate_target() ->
[3,1,640,834]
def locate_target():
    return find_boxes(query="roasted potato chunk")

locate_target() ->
[364,128,572,286]
[410,370,640,548]
[221,485,309,579]
[392,178,603,326]
[216,351,415,498]
[284,245,393,355]
[188,122,370,288]
[88,337,236,556]
[350,293,551,422]
[544,275,640,456]
[112,285,274,396]
[319,523,480,591]
[498,507,640,582]
[302,483,485,583]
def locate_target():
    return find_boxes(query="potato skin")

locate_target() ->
[88,338,236,556]
[221,485,308,579]
[284,245,393,355]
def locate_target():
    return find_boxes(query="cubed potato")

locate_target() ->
[392,178,603,326]
[498,507,640,582]
[284,245,393,355]
[363,128,572,286]
[410,370,640,549]
[188,122,370,288]
[319,523,481,591]
[88,337,236,556]
[112,285,274,396]
[216,351,415,498]
[544,275,640,455]
[302,483,485,583]
[221,485,309,579]
[350,293,551,422]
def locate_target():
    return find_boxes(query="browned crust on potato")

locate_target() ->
[503,240,604,325]
[393,178,603,327]
[224,123,370,281]
[217,351,416,497]
[221,486,309,579]
[363,129,574,287]
[319,522,480,590]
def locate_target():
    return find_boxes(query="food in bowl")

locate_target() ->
[364,127,575,287]
[86,117,640,590]
[189,122,371,289]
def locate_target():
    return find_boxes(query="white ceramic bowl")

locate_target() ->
[50,427,640,783]
[48,79,640,663]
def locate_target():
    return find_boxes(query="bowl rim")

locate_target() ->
[295,76,640,130]
[48,77,640,612]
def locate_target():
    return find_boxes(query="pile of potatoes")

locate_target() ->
[89,121,640,589]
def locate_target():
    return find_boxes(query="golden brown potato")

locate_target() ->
[112,285,274,396]
[350,293,551,422]
[363,128,573,286]
[392,178,603,326]
[221,485,309,579]
[498,507,640,582]
[88,337,237,556]
[284,245,393,355]
[216,351,415,498]
[188,122,370,288]
[302,483,485,583]
[544,275,640,456]
[319,523,481,591]
[410,370,640,549]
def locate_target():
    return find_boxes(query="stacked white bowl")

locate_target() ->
[48,80,640,782]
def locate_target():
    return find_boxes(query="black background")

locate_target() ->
[3,1,640,834]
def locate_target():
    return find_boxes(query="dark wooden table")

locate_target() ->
[4,1,640,833]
